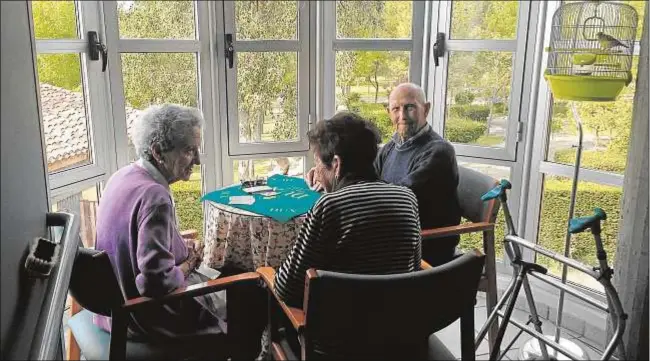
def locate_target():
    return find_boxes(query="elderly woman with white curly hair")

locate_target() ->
[93,104,227,340]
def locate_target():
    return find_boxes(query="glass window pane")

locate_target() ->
[536,175,622,291]
[450,1,518,40]
[546,56,639,175]
[236,52,298,143]
[444,51,513,148]
[32,1,78,39]
[335,50,410,143]
[170,165,204,240]
[457,162,510,259]
[37,53,93,173]
[232,157,305,184]
[120,53,198,162]
[117,1,196,39]
[336,1,412,39]
[235,1,298,40]
[51,184,100,248]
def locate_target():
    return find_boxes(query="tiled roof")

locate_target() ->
[40,83,140,164]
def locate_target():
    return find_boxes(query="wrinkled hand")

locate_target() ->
[184,239,203,271]
[305,167,324,192]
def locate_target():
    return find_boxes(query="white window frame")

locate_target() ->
[523,0,642,275]
[428,0,532,162]
[32,1,114,198]
[221,1,315,157]
[320,0,426,121]
[101,0,219,193]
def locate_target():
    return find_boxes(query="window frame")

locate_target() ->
[523,0,643,292]
[32,1,114,196]
[428,0,533,162]
[101,0,219,193]
[320,0,426,121]
[221,0,315,157]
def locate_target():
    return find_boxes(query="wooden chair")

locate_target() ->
[420,165,501,353]
[258,251,485,360]
[66,247,263,360]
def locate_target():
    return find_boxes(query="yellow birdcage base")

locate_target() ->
[544,73,626,101]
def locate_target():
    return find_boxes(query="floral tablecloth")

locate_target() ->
[201,201,306,272]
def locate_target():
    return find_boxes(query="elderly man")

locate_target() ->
[376,83,461,266]
[307,83,461,266]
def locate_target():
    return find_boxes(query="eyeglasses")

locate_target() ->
[241,177,267,188]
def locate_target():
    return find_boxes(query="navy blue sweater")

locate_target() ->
[375,126,462,264]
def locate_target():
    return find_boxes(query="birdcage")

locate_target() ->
[544,1,638,101]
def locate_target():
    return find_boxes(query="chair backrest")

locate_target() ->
[457,166,500,223]
[303,251,485,359]
[68,247,124,317]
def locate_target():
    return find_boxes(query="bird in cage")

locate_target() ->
[596,32,629,50]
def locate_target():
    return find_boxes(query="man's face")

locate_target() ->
[387,89,431,141]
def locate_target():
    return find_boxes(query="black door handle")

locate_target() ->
[433,32,445,67]
[88,31,108,72]
[225,33,234,69]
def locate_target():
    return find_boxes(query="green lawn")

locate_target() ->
[476,134,504,147]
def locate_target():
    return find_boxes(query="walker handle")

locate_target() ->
[481,179,512,202]
[569,208,607,234]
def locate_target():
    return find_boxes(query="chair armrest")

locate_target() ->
[122,272,260,312]
[180,229,199,239]
[257,267,306,331]
[421,222,494,239]
[421,260,433,270]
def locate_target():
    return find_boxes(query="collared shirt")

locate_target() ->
[137,158,169,189]
[137,158,180,228]
[394,123,432,149]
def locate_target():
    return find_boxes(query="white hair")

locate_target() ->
[131,104,203,161]
[389,82,427,104]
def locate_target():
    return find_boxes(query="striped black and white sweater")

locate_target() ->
[274,180,422,308]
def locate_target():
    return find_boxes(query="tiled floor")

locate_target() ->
[434,293,609,360]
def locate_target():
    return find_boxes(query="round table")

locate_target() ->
[201,201,306,272]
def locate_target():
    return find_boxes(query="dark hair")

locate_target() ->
[308,111,381,179]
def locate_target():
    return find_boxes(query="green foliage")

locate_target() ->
[118,1,195,39]
[451,1,518,40]
[356,103,393,143]
[445,118,486,143]
[492,102,508,115]
[537,178,622,269]
[454,91,476,105]
[554,148,626,174]
[449,104,491,122]
[170,180,203,240]
[32,1,81,91]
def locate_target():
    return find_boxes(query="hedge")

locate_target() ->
[356,103,394,143]
[445,117,486,143]
[458,178,622,275]
[553,148,626,174]
[170,180,204,240]
[492,102,508,115]
[454,91,475,105]
[448,104,491,122]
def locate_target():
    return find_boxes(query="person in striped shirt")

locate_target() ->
[274,111,422,309]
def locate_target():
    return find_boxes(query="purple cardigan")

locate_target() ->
[93,163,195,336]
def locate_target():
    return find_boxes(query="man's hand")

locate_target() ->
[305,167,324,192]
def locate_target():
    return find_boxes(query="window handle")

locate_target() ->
[225,33,234,69]
[88,31,108,72]
[433,32,445,67]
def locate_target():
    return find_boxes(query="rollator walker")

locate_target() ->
[474,180,627,361]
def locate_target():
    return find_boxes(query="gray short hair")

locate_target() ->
[132,104,203,161]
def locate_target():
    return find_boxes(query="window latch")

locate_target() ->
[225,33,234,69]
[87,31,108,72]
[433,32,445,67]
